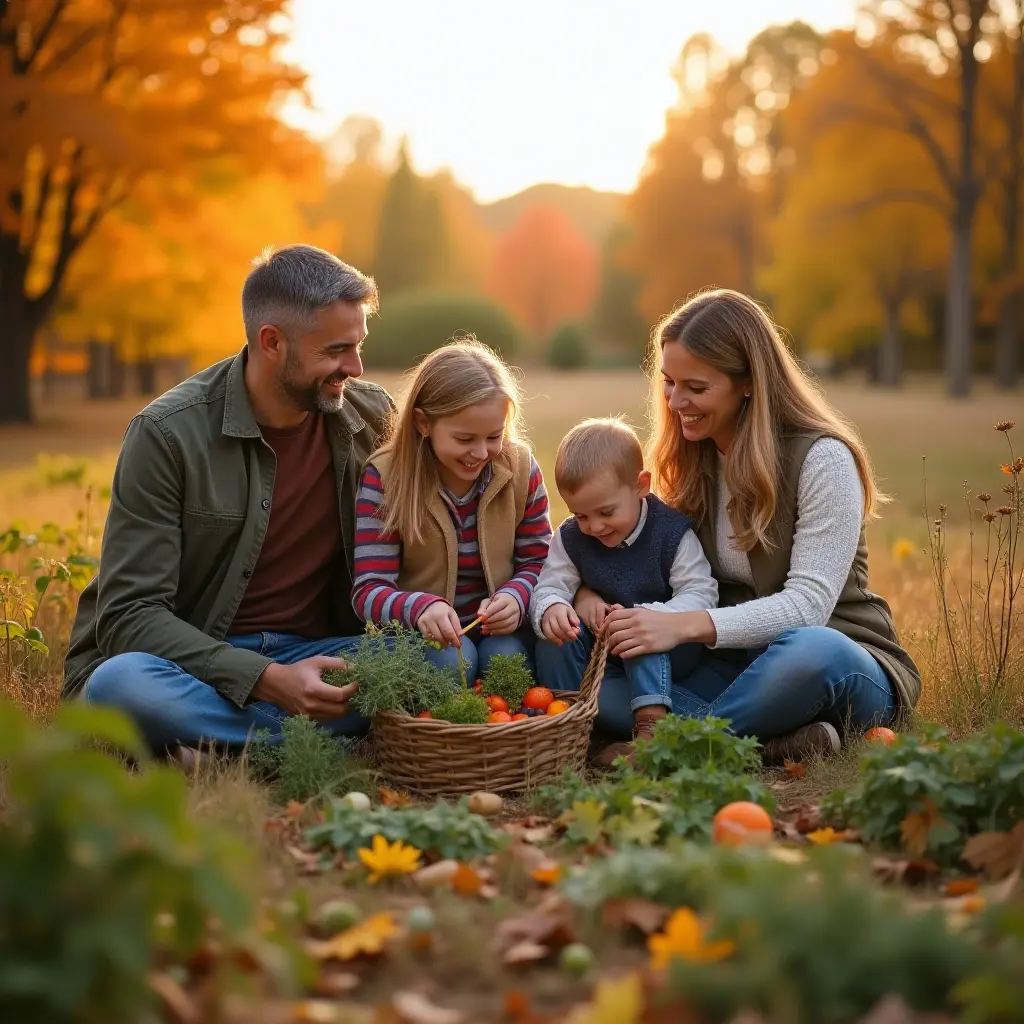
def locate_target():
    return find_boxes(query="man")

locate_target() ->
[62,244,394,765]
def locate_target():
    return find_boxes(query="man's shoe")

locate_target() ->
[761,721,841,767]
[167,743,202,774]
[590,705,668,769]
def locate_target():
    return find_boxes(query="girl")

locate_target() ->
[352,339,552,680]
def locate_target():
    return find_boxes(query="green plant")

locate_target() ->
[305,798,504,862]
[547,322,589,369]
[631,714,763,779]
[246,716,371,804]
[481,652,534,712]
[432,689,490,724]
[0,700,260,1022]
[359,290,521,369]
[321,623,458,717]
[821,722,1024,864]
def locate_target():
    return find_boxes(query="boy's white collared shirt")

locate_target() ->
[529,496,719,636]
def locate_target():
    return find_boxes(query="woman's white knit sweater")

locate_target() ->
[707,437,865,650]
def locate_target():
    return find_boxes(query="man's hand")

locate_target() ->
[416,601,463,649]
[574,586,617,633]
[251,656,358,722]
[541,602,581,645]
[477,591,521,635]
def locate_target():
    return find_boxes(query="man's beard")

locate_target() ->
[277,345,346,414]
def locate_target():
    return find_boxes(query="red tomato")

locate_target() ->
[415,711,433,719]
[522,687,554,711]
[511,713,529,721]
[484,695,509,714]
[487,711,512,723]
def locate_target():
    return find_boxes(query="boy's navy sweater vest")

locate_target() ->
[559,495,694,608]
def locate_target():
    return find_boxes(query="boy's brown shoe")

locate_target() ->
[590,704,668,769]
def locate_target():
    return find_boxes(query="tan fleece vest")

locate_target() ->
[369,441,533,604]
[695,432,922,714]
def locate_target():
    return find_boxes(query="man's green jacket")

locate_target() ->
[62,350,394,707]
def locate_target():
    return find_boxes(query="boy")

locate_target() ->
[531,417,718,766]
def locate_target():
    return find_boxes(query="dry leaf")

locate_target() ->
[531,865,562,886]
[413,860,460,888]
[392,991,464,1024]
[873,856,941,886]
[286,800,305,820]
[286,845,324,874]
[451,862,484,897]
[783,758,806,778]
[147,970,198,1024]
[601,897,670,935]
[962,823,1024,881]
[563,971,644,1024]
[792,804,822,833]
[292,1002,345,1023]
[311,969,360,998]
[503,990,532,1019]
[503,940,550,965]
[492,892,574,957]
[857,993,956,1024]
[306,912,398,961]
[943,878,979,897]
[806,827,855,846]
[507,840,558,875]
[379,786,412,807]
[899,799,946,858]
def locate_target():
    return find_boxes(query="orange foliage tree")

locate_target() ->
[485,204,599,348]
[0,0,308,423]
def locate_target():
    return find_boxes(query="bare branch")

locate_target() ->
[15,0,70,74]
[37,24,104,77]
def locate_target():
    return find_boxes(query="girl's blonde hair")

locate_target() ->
[375,338,524,544]
[647,289,885,552]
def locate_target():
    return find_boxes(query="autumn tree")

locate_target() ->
[591,221,648,356]
[485,204,599,348]
[0,0,307,424]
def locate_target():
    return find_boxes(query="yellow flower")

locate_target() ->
[891,538,915,562]
[647,907,735,971]
[357,834,422,883]
[806,827,852,846]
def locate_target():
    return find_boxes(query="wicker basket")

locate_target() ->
[372,636,608,797]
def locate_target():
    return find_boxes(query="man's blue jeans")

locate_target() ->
[423,625,536,684]
[535,624,896,740]
[82,633,369,753]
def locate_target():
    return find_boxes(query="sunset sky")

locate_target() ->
[284,0,859,202]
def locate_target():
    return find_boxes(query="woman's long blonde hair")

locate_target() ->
[647,289,885,552]
[374,338,524,544]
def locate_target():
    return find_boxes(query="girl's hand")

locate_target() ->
[573,586,613,632]
[416,601,463,649]
[477,592,521,636]
[604,608,716,658]
[541,603,580,645]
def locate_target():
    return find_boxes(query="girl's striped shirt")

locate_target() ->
[351,456,552,629]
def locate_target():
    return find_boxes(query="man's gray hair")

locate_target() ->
[241,244,379,345]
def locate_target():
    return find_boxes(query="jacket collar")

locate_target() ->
[222,347,366,439]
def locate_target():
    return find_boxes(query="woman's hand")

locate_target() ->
[604,608,717,658]
[416,601,463,649]
[574,585,617,632]
[477,592,521,635]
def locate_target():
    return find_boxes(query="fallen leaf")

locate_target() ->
[286,800,305,819]
[962,823,1024,882]
[147,970,198,1024]
[306,912,398,961]
[563,971,644,1024]
[451,862,484,897]
[793,804,822,833]
[379,786,412,807]
[899,799,948,858]
[857,993,957,1024]
[503,990,532,1019]
[311,969,360,998]
[503,821,557,845]
[286,845,325,874]
[943,878,979,897]
[601,897,669,935]
[767,846,807,865]
[783,758,806,778]
[531,865,562,886]
[507,840,559,875]
[503,940,550,965]
[292,1001,344,1023]
[873,856,941,886]
[392,991,464,1024]
[806,827,855,846]
[492,892,574,958]
[413,859,460,888]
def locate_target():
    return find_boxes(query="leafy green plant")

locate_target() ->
[0,699,261,1023]
[305,798,504,862]
[246,716,371,804]
[822,722,1024,864]
[321,623,458,717]
[481,652,534,712]
[631,713,763,778]
[432,689,490,724]
[547,322,589,370]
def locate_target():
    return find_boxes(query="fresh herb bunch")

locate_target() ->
[305,798,504,861]
[481,652,535,712]
[321,622,459,717]
[432,690,490,724]
[246,716,370,804]
[631,713,762,778]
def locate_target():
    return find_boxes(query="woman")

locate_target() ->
[536,289,921,765]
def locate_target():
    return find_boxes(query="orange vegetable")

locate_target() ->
[712,801,773,846]
[484,695,509,714]
[415,712,433,719]
[522,687,554,711]
[511,712,529,721]
[487,711,512,723]
[546,699,571,716]
[865,726,896,744]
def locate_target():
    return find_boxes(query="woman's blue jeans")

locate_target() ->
[535,624,896,740]
[82,632,370,754]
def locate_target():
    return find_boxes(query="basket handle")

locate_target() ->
[574,632,609,711]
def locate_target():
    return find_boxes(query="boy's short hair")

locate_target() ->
[554,417,645,494]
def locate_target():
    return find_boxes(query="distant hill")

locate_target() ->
[480,183,625,247]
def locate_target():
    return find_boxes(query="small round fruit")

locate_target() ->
[415,711,433,719]
[511,712,529,721]
[712,801,773,846]
[341,791,371,811]
[546,699,571,716]
[487,711,512,723]
[407,906,436,935]
[313,899,361,935]
[865,726,896,744]
[484,695,509,713]
[559,942,595,976]
[522,687,554,711]
[25,627,44,642]
[468,791,504,816]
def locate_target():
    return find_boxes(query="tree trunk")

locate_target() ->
[994,294,1020,387]
[0,313,35,425]
[879,297,903,387]
[137,360,156,395]
[945,206,974,397]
